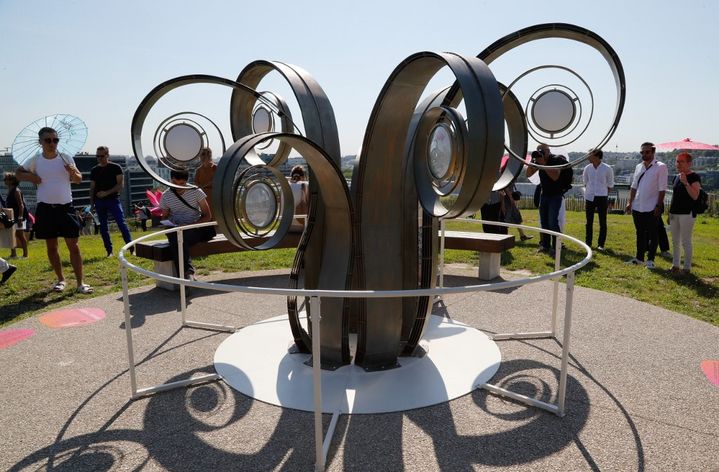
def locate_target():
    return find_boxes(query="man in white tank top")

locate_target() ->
[15,127,93,294]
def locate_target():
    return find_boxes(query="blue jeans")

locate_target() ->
[167,226,216,276]
[95,198,132,254]
[539,194,562,250]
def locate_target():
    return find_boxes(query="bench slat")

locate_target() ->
[443,231,515,252]
[135,232,302,261]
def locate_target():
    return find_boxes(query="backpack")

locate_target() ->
[555,155,573,194]
[694,188,709,215]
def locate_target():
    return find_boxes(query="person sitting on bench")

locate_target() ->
[159,169,215,281]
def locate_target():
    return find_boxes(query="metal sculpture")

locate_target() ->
[131,23,625,372]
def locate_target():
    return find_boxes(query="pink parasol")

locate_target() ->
[145,189,163,216]
[500,153,532,170]
[656,138,719,151]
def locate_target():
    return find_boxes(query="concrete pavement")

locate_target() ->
[1,266,718,471]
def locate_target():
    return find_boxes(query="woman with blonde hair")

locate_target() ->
[668,152,702,274]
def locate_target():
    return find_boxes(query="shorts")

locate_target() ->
[34,202,81,239]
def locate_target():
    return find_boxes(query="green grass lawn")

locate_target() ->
[1,210,717,327]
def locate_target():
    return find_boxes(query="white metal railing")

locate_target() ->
[118,219,591,472]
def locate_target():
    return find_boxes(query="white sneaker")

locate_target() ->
[596,246,605,252]
[625,257,644,265]
[645,260,656,269]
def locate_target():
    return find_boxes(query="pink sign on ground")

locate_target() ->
[701,360,719,388]
[39,308,106,328]
[0,329,35,349]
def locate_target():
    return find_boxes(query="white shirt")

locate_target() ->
[630,158,668,212]
[29,153,75,204]
[582,162,614,201]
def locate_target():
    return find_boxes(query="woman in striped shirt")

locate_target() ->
[160,169,215,280]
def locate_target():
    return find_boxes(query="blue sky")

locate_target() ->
[1,0,717,157]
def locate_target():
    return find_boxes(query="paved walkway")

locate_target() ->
[1,267,718,471]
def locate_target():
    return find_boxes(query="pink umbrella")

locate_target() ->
[656,138,719,151]
[145,189,163,216]
[500,153,532,169]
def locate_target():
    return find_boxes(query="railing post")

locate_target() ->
[557,271,575,416]
[177,227,187,324]
[121,266,138,397]
[438,219,446,290]
[310,296,324,472]
[551,235,562,336]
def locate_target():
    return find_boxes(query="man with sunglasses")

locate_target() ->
[526,143,565,254]
[624,142,668,269]
[90,146,132,257]
[15,127,93,294]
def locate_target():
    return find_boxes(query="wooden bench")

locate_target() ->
[134,229,514,288]
[442,231,515,280]
[135,232,302,290]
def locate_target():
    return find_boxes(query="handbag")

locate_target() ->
[0,210,15,229]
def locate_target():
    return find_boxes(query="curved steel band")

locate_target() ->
[494,84,529,190]
[353,51,503,370]
[214,132,354,368]
[151,111,227,167]
[131,75,265,189]
[231,61,343,360]
[448,23,626,170]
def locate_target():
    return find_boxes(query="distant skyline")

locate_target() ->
[1,0,717,159]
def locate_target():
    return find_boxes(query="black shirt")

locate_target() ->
[538,155,566,196]
[90,162,123,200]
[669,172,701,215]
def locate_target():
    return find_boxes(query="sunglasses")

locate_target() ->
[640,150,653,155]
[97,154,108,158]
[43,138,60,144]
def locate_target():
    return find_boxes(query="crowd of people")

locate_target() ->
[525,142,702,274]
[0,130,707,292]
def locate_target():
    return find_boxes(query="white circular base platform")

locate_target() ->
[214,314,501,414]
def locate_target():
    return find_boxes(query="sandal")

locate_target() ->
[52,280,67,292]
[76,284,94,294]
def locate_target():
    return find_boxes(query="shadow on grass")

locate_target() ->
[597,247,717,298]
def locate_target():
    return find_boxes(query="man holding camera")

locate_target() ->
[526,144,564,253]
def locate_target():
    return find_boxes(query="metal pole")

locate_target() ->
[557,271,575,417]
[551,236,562,336]
[121,266,138,397]
[178,228,186,324]
[438,219,446,289]
[310,296,324,472]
